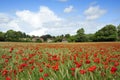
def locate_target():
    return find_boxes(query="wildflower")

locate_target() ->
[86,60,90,64]
[39,68,43,72]
[52,65,59,71]
[111,67,117,74]
[46,64,50,68]
[22,57,28,61]
[31,66,35,70]
[9,48,14,53]
[18,63,28,71]
[2,55,6,58]
[114,62,119,67]
[6,76,11,80]
[29,59,34,64]
[2,69,8,76]
[88,66,96,72]
[39,77,44,80]
[44,73,49,77]
[70,68,75,71]
[94,58,100,63]
[76,63,82,68]
[5,59,9,63]
[51,55,60,61]
[80,70,86,74]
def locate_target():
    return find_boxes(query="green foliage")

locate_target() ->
[1,30,32,42]
[117,24,120,41]
[53,36,63,42]
[41,34,52,42]
[75,28,87,42]
[85,34,94,42]
[65,34,70,39]
[36,39,42,43]
[94,24,117,41]
[5,30,17,41]
[0,32,5,41]
[67,36,75,42]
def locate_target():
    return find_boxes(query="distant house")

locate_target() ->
[20,38,31,42]
[20,38,27,41]
[47,38,53,43]
[62,38,68,43]
[32,37,44,42]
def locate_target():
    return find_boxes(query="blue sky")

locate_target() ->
[0,0,120,36]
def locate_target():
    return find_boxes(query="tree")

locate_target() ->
[53,35,63,42]
[85,34,94,42]
[41,34,52,42]
[67,35,76,42]
[75,28,86,42]
[65,34,70,38]
[0,32,5,41]
[94,24,117,41]
[117,24,120,40]
[16,31,23,38]
[5,30,17,41]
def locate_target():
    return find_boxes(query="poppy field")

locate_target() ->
[0,42,120,80]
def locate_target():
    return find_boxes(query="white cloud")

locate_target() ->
[15,6,62,36]
[0,13,11,24]
[0,14,21,31]
[6,20,21,31]
[64,5,74,13]
[16,6,61,29]
[79,21,106,34]
[84,6,106,20]
[29,28,47,36]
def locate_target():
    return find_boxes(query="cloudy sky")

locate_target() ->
[0,0,120,36]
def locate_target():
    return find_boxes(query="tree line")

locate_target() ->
[0,24,120,42]
[0,30,31,42]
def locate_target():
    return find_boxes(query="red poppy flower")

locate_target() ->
[52,65,59,71]
[5,59,9,63]
[22,57,28,61]
[86,60,90,64]
[29,59,35,64]
[19,63,28,70]
[114,62,119,67]
[2,69,8,76]
[70,68,75,71]
[80,70,86,74]
[2,54,6,59]
[110,67,117,74]
[94,58,100,63]
[9,48,14,53]
[76,63,82,68]
[39,77,44,80]
[31,66,35,70]
[39,68,43,72]
[44,73,49,77]
[6,76,11,80]
[88,66,97,72]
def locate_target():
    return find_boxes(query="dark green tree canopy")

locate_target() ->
[75,28,86,42]
[94,24,117,41]
[0,31,5,41]
[117,24,120,40]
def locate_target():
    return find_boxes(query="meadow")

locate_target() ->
[0,42,120,80]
